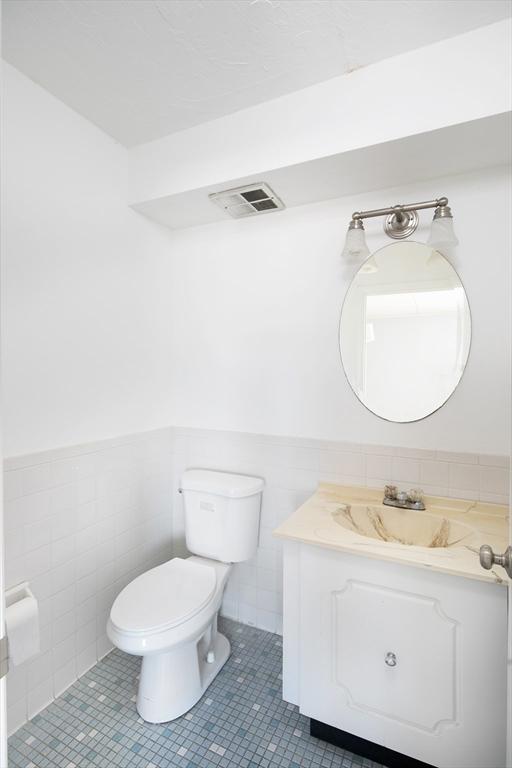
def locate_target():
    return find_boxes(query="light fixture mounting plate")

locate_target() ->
[384,209,419,239]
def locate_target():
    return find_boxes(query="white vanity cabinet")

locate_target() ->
[282,541,508,768]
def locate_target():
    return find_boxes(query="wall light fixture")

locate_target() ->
[342,196,458,260]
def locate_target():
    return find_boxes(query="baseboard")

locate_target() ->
[310,719,436,768]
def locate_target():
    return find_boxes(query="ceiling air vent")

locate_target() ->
[209,183,285,218]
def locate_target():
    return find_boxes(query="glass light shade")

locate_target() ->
[427,216,459,254]
[342,226,370,263]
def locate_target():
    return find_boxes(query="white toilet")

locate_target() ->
[107,469,264,723]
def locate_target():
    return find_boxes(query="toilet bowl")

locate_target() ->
[107,468,264,723]
[107,556,231,723]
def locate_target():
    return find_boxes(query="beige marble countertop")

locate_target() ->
[273,483,510,586]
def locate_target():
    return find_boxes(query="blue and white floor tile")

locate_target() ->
[8,619,385,768]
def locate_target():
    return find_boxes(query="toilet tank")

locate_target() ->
[181,469,264,563]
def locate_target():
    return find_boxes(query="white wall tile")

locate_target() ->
[365,476,385,490]
[30,574,53,604]
[23,491,52,526]
[7,699,27,737]
[366,455,391,481]
[51,508,76,542]
[257,568,279,593]
[480,467,509,496]
[419,460,450,487]
[27,678,53,720]
[52,586,75,619]
[37,599,53,630]
[76,573,97,605]
[51,561,76,595]
[257,588,281,614]
[6,667,26,705]
[4,470,23,502]
[53,610,76,645]
[53,660,77,698]
[362,444,395,456]
[76,643,97,678]
[76,596,97,628]
[51,536,75,568]
[24,520,52,552]
[5,526,25,560]
[21,464,53,495]
[96,633,113,660]
[53,635,75,668]
[391,457,420,484]
[52,454,96,486]
[479,454,510,468]
[392,447,437,460]
[257,609,279,634]
[448,463,480,492]
[26,651,53,691]
[436,450,479,464]
[76,619,96,655]
[479,491,509,505]
[448,488,478,502]
[238,602,258,627]
[25,545,51,580]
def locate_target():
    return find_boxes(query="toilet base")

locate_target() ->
[136,629,231,723]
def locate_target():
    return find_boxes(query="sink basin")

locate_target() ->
[330,503,474,548]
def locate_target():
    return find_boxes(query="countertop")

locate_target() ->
[273,483,510,585]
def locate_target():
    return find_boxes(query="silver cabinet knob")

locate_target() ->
[385,652,397,667]
[479,544,512,578]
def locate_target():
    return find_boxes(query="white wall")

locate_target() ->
[2,64,175,457]
[3,63,511,460]
[163,165,511,456]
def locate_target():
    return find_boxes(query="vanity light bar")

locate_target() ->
[350,196,451,240]
[351,196,449,222]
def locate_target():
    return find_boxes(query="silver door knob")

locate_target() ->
[479,545,512,578]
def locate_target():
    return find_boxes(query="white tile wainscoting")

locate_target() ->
[3,425,510,735]
[170,428,511,638]
[3,429,174,735]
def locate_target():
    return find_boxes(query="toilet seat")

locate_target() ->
[110,558,216,636]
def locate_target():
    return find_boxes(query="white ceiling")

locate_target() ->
[2,0,511,147]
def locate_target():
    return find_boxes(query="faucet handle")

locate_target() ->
[407,488,424,503]
[384,484,397,500]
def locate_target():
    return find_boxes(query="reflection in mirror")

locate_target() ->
[340,242,471,423]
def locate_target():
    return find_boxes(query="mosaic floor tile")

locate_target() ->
[9,619,386,768]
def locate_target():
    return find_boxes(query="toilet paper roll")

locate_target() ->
[5,582,40,666]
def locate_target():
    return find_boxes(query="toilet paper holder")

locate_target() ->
[4,581,40,670]
[0,635,8,680]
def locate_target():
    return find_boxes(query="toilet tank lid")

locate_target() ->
[181,469,264,498]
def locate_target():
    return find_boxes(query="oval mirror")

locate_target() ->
[339,241,471,423]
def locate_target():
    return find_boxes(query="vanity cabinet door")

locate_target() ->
[332,579,456,732]
[297,544,507,768]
